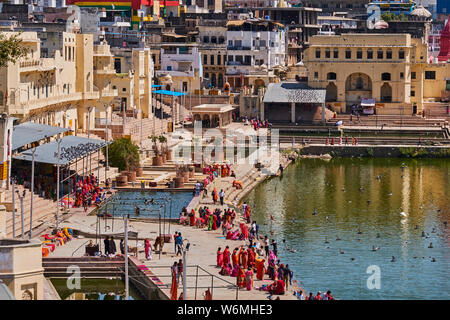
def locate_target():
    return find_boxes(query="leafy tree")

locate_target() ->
[0,32,29,68]
[104,137,140,171]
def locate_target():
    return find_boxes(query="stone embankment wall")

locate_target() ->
[299,145,450,158]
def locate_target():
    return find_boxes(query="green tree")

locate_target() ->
[0,32,29,68]
[104,137,140,171]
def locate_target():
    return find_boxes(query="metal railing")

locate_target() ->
[140,265,240,300]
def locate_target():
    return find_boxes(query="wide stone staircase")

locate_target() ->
[42,256,125,278]
[2,183,58,239]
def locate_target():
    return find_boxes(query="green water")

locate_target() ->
[51,278,143,300]
[244,158,449,300]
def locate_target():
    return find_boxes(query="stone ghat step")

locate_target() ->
[43,257,124,262]
[43,262,125,268]
[44,271,124,278]
[43,262,124,272]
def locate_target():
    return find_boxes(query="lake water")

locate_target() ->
[51,278,143,300]
[244,158,449,300]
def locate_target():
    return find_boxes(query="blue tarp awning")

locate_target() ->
[12,122,70,151]
[151,84,162,88]
[13,135,110,166]
[152,89,187,97]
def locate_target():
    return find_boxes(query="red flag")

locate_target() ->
[270,214,274,221]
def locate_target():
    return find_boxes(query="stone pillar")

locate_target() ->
[291,102,295,123]
[322,103,326,124]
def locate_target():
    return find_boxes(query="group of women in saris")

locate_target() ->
[220,164,231,178]
[72,174,104,210]
[217,245,258,290]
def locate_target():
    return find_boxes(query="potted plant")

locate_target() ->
[158,135,168,162]
[174,165,185,188]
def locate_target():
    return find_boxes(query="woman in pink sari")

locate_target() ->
[231,264,239,277]
[245,267,254,291]
[144,239,151,260]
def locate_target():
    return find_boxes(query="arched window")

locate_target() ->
[218,74,224,88]
[382,73,391,81]
[327,72,337,80]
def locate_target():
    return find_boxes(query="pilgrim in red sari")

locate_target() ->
[212,214,217,230]
[256,258,265,280]
[247,248,255,267]
[189,209,196,226]
[222,246,231,266]
[239,223,249,240]
[240,250,248,269]
[217,247,223,268]
[269,279,285,295]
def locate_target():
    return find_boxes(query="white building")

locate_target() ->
[157,42,202,93]
[226,19,285,90]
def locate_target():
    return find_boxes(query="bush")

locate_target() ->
[104,137,140,171]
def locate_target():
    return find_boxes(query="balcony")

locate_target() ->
[227,46,252,51]
[8,92,84,115]
[19,59,56,72]
[100,88,118,98]
[227,61,252,66]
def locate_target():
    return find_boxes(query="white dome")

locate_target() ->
[410,5,432,18]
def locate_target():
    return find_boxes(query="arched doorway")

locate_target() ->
[345,73,372,111]
[326,82,337,102]
[202,114,210,128]
[254,78,265,94]
[211,74,216,88]
[193,114,201,122]
[380,83,392,102]
[212,114,220,127]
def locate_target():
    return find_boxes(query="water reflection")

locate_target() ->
[245,158,449,299]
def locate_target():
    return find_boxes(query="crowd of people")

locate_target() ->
[242,117,271,131]
[41,227,74,257]
[325,136,359,146]
[72,173,107,211]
